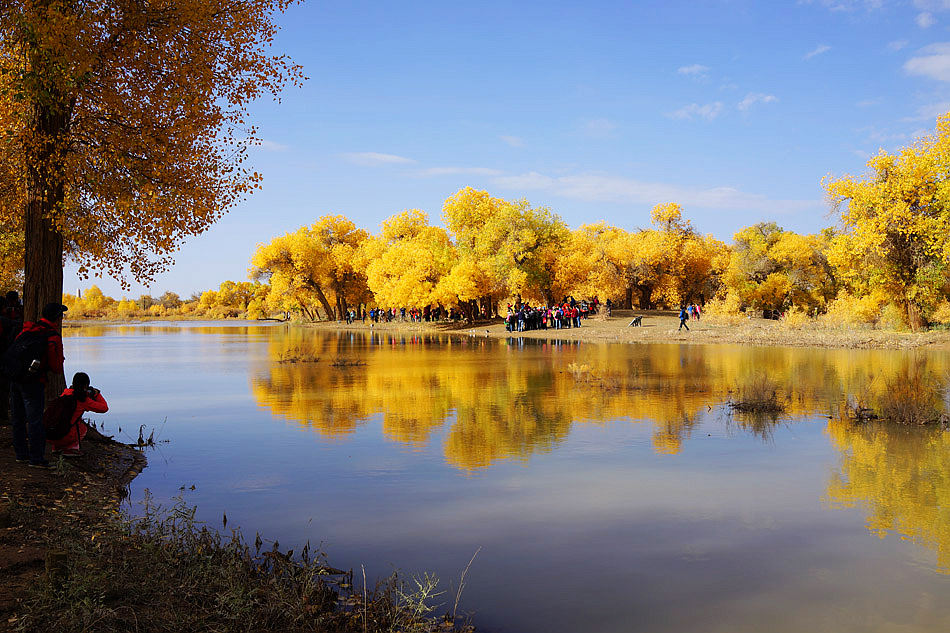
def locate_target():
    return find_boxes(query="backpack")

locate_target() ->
[0,328,52,381]
[43,394,78,441]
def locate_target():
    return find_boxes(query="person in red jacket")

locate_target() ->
[10,302,67,468]
[49,372,108,457]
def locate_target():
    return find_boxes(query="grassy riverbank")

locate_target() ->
[302,310,950,350]
[0,426,469,633]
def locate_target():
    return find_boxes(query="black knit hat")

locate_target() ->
[42,302,68,321]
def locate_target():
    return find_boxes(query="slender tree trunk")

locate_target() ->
[308,283,335,321]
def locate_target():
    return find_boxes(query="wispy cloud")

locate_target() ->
[902,101,950,121]
[490,171,817,214]
[341,152,416,166]
[737,93,778,111]
[801,0,885,12]
[804,44,832,60]
[499,135,525,148]
[677,64,710,76]
[239,138,289,151]
[888,40,909,51]
[668,102,724,121]
[580,118,618,138]
[416,166,502,177]
[856,97,882,107]
[905,42,950,81]
[917,11,936,27]
[914,0,950,11]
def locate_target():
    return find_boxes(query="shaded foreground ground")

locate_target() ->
[0,423,145,631]
[306,310,950,350]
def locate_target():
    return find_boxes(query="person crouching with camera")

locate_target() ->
[48,372,108,457]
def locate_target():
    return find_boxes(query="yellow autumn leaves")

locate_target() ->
[249,188,730,320]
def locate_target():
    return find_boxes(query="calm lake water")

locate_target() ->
[64,322,950,633]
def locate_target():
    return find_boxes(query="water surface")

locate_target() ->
[64,323,950,633]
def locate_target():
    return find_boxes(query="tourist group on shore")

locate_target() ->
[1,292,109,469]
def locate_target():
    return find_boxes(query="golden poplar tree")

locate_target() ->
[0,0,302,320]
[825,114,950,330]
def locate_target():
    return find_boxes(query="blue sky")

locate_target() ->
[67,0,950,297]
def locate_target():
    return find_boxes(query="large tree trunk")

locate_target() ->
[24,90,70,401]
[905,298,923,332]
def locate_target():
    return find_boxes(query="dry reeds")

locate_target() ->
[875,368,946,425]
[729,373,785,414]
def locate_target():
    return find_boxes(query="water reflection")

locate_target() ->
[826,419,950,574]
[249,330,950,468]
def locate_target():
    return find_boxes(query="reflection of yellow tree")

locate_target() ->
[249,332,950,472]
[826,419,950,573]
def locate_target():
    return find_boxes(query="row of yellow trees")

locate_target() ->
[62,281,270,320]
[248,190,732,323]
[246,115,950,331]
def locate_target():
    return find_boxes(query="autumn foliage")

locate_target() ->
[0,0,302,320]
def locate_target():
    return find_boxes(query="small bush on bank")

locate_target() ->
[780,307,810,330]
[702,294,745,325]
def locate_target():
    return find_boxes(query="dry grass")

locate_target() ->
[277,348,321,363]
[15,492,473,633]
[331,357,367,368]
[729,374,785,414]
[875,369,946,425]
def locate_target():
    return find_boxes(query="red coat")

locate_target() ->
[47,388,109,451]
[17,318,65,379]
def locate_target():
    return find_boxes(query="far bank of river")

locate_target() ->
[301,310,950,351]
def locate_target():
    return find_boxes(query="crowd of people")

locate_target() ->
[505,297,602,332]
[1,292,109,469]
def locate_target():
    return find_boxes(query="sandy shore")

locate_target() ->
[302,310,950,350]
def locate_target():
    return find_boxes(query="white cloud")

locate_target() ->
[341,152,416,166]
[804,44,832,60]
[888,40,909,51]
[737,93,778,111]
[668,102,724,121]
[581,118,618,138]
[416,166,502,177]
[902,101,950,121]
[499,135,525,148]
[917,11,937,27]
[800,0,885,11]
[904,43,950,81]
[490,171,817,214]
[239,138,289,151]
[914,1,950,10]
[677,64,710,76]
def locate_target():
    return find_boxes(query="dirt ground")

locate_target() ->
[303,309,948,350]
[0,422,146,631]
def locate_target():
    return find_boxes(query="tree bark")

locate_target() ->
[24,88,69,401]
[307,282,335,321]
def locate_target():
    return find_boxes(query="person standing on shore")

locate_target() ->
[7,303,67,468]
[678,306,690,332]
